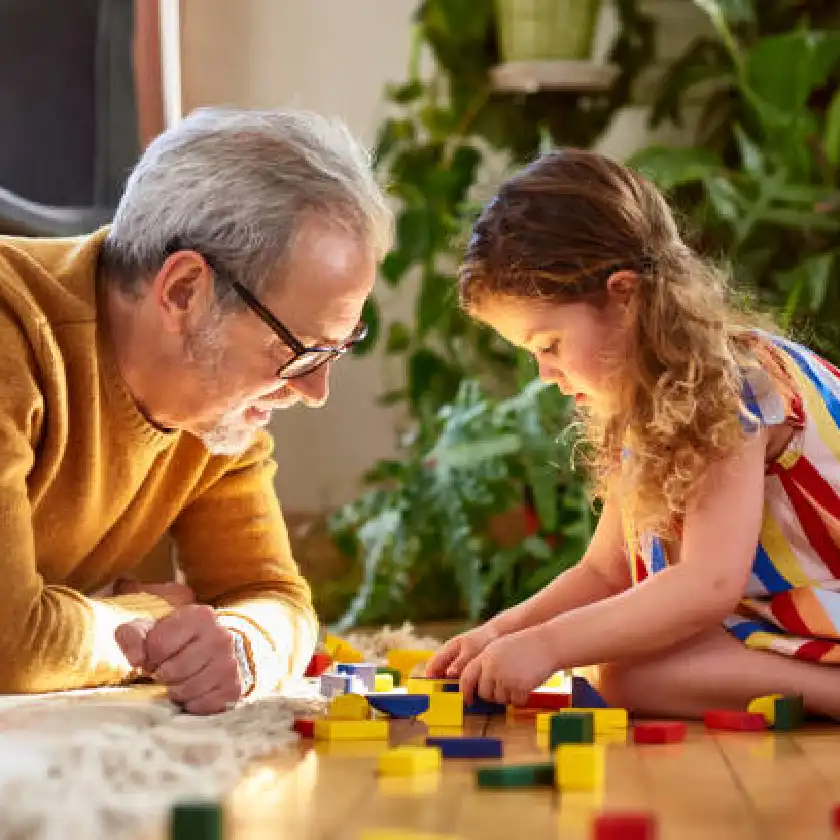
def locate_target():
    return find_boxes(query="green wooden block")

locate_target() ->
[476,762,555,788]
[170,800,224,840]
[376,666,403,687]
[773,694,804,731]
[550,711,594,749]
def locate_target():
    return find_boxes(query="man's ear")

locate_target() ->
[606,270,638,305]
[151,251,216,334]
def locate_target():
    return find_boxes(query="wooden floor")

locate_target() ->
[225,712,840,840]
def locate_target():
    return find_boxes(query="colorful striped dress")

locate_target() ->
[624,334,840,664]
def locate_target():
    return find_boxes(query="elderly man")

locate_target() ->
[0,108,391,713]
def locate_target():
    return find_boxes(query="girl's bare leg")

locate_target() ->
[591,627,840,719]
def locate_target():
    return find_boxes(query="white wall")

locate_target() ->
[180,0,711,513]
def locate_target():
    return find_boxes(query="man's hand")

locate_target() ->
[115,604,245,715]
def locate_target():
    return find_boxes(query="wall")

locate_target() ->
[179,0,712,516]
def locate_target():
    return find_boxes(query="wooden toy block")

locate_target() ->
[555,744,605,791]
[327,693,371,720]
[375,673,395,693]
[632,722,687,745]
[425,736,503,759]
[320,672,350,698]
[406,676,459,694]
[747,693,782,725]
[170,800,223,840]
[465,697,506,716]
[378,745,442,776]
[703,710,766,732]
[507,706,542,720]
[293,718,315,738]
[323,633,364,664]
[336,662,377,692]
[832,803,840,832]
[592,812,658,839]
[476,762,555,788]
[544,708,627,736]
[524,690,571,710]
[387,649,436,679]
[366,693,430,718]
[419,691,464,727]
[304,652,332,678]
[361,830,461,840]
[313,719,389,741]
[541,672,567,689]
[571,675,610,709]
[376,666,403,687]
[748,693,804,731]
[550,711,595,748]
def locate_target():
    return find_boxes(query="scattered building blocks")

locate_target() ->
[419,691,464,727]
[387,649,436,680]
[549,711,595,749]
[337,662,377,692]
[378,746,442,776]
[304,652,332,678]
[293,718,315,738]
[425,736,503,759]
[313,719,389,741]
[366,693,431,718]
[524,691,571,710]
[476,762,555,789]
[464,697,506,716]
[327,693,371,720]
[375,673,395,693]
[747,694,804,731]
[632,722,687,745]
[542,708,627,737]
[571,676,610,709]
[376,666,403,687]
[555,744,605,791]
[703,710,766,732]
[592,812,658,840]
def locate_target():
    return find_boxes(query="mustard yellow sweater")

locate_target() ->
[0,230,318,695]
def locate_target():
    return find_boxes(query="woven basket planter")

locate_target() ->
[495,0,603,62]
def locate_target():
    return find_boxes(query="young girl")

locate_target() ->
[426,148,840,719]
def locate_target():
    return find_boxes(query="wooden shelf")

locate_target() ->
[490,60,619,94]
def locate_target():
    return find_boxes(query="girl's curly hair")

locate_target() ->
[459,148,793,539]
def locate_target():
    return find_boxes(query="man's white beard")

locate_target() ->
[199,407,263,456]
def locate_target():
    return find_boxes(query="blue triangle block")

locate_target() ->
[365,693,430,718]
[571,676,610,709]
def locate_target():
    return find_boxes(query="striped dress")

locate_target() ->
[623,334,840,664]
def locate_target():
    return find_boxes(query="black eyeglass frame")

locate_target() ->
[165,239,368,380]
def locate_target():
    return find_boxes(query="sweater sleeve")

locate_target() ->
[0,312,174,693]
[170,431,318,697]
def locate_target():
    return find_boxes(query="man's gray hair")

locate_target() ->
[102,107,392,299]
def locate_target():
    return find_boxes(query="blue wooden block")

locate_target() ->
[336,662,376,692]
[441,683,461,693]
[571,675,610,709]
[365,693,430,718]
[426,736,503,759]
[464,697,506,715]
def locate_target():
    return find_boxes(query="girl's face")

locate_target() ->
[474,286,632,412]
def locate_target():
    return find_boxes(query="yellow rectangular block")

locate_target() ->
[539,708,626,736]
[406,677,458,694]
[323,633,364,663]
[362,831,460,840]
[327,693,371,720]
[375,673,395,693]
[387,649,436,679]
[378,746,442,776]
[747,693,782,725]
[313,719,389,741]
[418,691,463,727]
[554,744,605,791]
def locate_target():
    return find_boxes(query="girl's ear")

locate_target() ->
[606,270,638,305]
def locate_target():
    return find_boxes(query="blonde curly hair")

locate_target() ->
[459,149,794,539]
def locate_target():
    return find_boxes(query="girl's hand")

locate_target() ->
[459,626,557,707]
[425,624,500,678]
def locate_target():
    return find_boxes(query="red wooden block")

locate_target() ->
[525,691,571,710]
[632,721,687,745]
[703,710,766,732]
[832,803,840,831]
[293,718,315,738]
[592,812,658,840]
[304,652,332,678]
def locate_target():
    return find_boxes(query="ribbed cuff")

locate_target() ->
[96,593,175,621]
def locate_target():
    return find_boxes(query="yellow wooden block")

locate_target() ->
[362,831,460,840]
[323,633,364,663]
[406,677,457,694]
[387,649,436,679]
[327,693,371,720]
[378,746,442,777]
[748,693,782,725]
[554,744,605,791]
[418,691,464,727]
[313,719,389,741]
[375,673,395,693]
[539,707,627,735]
[541,672,567,689]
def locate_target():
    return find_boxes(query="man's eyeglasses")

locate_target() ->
[165,240,368,380]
